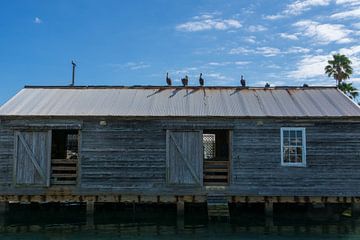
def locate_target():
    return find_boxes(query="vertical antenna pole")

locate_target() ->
[71,61,77,86]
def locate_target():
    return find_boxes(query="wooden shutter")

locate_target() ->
[166,130,203,185]
[14,131,52,186]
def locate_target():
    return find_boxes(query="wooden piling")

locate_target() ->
[0,202,9,215]
[177,201,185,217]
[86,201,95,226]
[265,202,273,217]
[352,203,360,217]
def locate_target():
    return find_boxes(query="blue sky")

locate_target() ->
[1,0,360,104]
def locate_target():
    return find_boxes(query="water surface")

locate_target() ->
[1,203,359,239]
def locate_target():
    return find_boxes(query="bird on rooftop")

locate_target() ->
[181,75,189,86]
[199,73,204,86]
[166,72,172,86]
[240,75,246,87]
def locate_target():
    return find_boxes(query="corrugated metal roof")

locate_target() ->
[0,86,360,117]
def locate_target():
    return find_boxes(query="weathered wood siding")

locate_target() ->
[0,118,360,196]
[0,124,13,187]
[80,120,166,189]
[231,121,360,196]
[166,130,203,185]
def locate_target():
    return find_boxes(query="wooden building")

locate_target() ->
[0,85,360,216]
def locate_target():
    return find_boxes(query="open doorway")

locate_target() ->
[51,130,79,185]
[203,130,230,186]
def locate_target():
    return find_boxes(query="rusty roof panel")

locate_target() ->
[0,86,360,117]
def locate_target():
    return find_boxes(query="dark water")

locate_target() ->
[1,203,360,239]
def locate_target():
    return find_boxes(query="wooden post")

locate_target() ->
[265,202,273,217]
[177,201,184,230]
[177,201,185,217]
[0,202,9,227]
[352,203,360,217]
[0,202,9,215]
[86,201,95,227]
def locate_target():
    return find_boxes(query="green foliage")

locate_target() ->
[324,54,358,102]
[324,54,353,85]
[338,82,358,100]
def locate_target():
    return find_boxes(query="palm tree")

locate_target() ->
[338,82,359,100]
[325,54,353,86]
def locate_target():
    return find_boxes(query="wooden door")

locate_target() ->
[166,130,203,185]
[14,131,52,186]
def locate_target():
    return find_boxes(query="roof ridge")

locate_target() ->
[23,85,337,90]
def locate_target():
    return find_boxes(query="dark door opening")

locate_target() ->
[203,130,230,186]
[51,130,79,185]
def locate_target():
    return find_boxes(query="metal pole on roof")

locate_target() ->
[71,60,77,86]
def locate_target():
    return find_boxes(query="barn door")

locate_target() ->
[166,130,203,186]
[14,131,51,186]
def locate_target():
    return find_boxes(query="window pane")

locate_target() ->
[283,146,290,163]
[296,147,303,162]
[283,130,289,141]
[203,134,216,160]
[290,153,296,163]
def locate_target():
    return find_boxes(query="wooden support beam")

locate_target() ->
[264,202,273,217]
[177,201,185,217]
[176,201,184,231]
[86,201,95,227]
[352,203,360,217]
[86,201,95,216]
[0,202,9,215]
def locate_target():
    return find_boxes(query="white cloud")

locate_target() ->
[229,47,254,55]
[264,14,284,20]
[229,46,312,57]
[284,0,331,15]
[350,77,360,83]
[34,17,42,24]
[248,25,267,32]
[335,0,360,6]
[293,20,353,44]
[244,36,256,44]
[286,47,311,54]
[287,45,360,80]
[208,62,231,66]
[206,73,235,85]
[176,14,241,32]
[257,47,281,57]
[331,8,360,19]
[229,46,281,57]
[338,45,360,70]
[264,0,331,19]
[280,33,299,40]
[235,61,251,65]
[287,54,330,79]
[207,61,250,66]
[110,62,150,71]
[353,23,360,29]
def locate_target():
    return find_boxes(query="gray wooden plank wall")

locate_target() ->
[0,125,13,187]
[0,118,360,196]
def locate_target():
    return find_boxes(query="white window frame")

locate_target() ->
[280,127,306,167]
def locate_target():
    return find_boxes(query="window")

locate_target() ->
[281,128,306,167]
[203,134,216,160]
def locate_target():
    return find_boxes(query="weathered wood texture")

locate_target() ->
[166,130,203,185]
[14,131,51,186]
[0,118,359,197]
[0,126,13,187]
[231,121,360,196]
